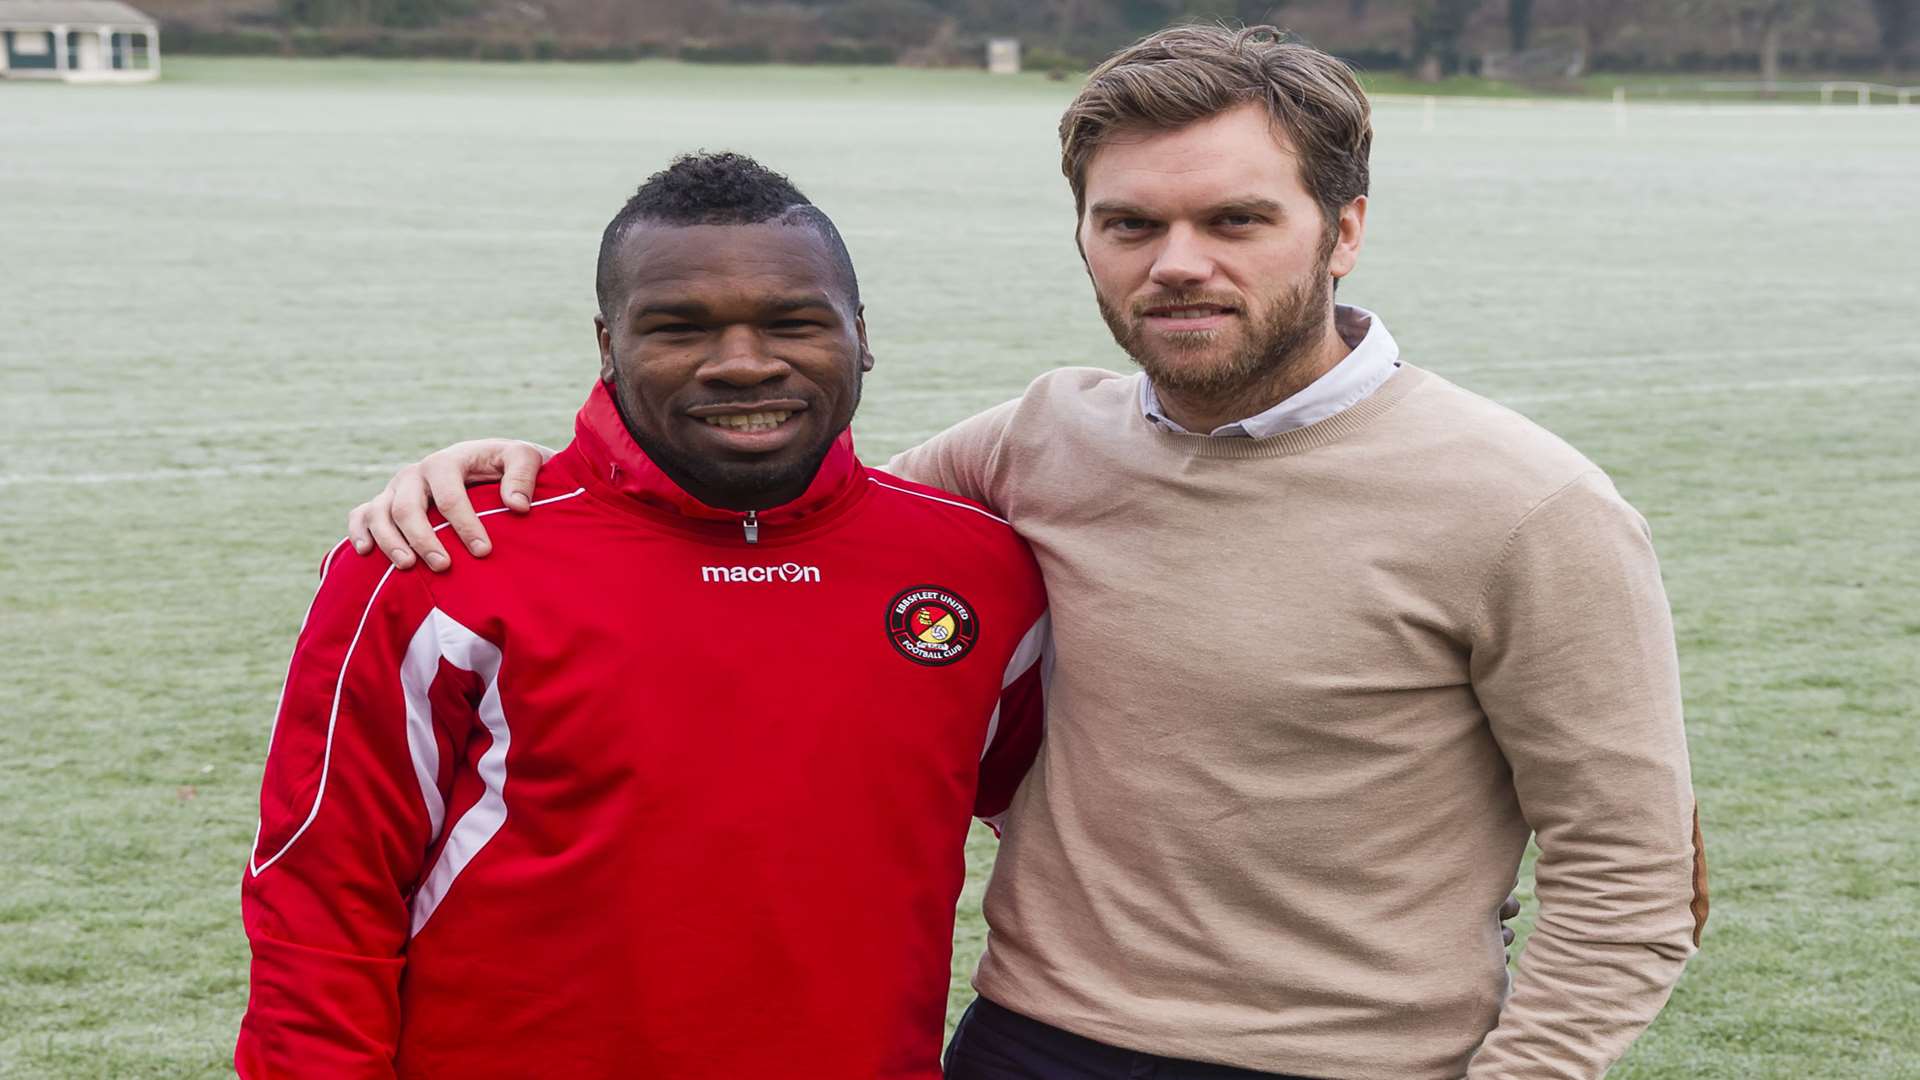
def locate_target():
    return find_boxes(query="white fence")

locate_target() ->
[1692,80,1919,106]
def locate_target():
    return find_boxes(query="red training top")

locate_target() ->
[237,382,1049,1079]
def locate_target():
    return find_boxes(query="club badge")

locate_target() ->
[886,585,979,667]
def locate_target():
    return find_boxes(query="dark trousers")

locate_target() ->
[943,997,1323,1080]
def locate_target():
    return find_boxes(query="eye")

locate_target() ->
[1216,213,1263,229]
[1107,217,1156,234]
[649,322,702,335]
[769,319,823,332]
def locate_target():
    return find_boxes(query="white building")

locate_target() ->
[1,0,158,82]
[987,37,1020,76]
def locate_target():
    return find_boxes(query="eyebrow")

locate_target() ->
[758,295,838,316]
[629,295,837,322]
[1087,196,1287,220]
[630,301,712,322]
[1210,197,1286,218]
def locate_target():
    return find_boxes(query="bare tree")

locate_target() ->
[1567,0,1637,76]
[1178,0,1290,24]
[1508,0,1535,51]
[1410,0,1483,81]
[1870,0,1915,70]
[1713,0,1814,90]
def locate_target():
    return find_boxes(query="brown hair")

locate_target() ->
[1060,25,1373,227]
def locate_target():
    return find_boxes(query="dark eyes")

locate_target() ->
[1103,214,1265,235]
[645,319,823,335]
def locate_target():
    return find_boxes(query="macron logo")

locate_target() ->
[702,563,822,584]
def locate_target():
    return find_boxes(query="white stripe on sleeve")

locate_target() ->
[982,612,1051,760]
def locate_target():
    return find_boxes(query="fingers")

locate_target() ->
[390,467,452,571]
[347,501,376,556]
[500,442,546,513]
[363,485,417,570]
[346,437,545,570]
[1499,892,1522,948]
[426,456,491,560]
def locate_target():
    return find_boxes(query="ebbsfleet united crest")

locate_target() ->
[886,585,979,666]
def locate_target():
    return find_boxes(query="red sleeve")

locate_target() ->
[236,544,455,1079]
[974,610,1050,832]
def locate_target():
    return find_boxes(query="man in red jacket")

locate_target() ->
[237,153,1049,1078]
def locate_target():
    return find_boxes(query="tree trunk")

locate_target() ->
[1759,19,1783,93]
[1411,0,1479,81]
[1508,0,1534,52]
[1871,0,1913,71]
[1569,22,1593,77]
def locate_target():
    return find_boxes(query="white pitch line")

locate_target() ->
[1502,371,1920,405]
[1449,341,1920,375]
[10,408,559,444]
[1370,94,1920,119]
[0,462,403,488]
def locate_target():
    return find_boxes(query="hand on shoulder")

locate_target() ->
[345,439,554,572]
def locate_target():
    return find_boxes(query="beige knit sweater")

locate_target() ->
[889,364,1705,1080]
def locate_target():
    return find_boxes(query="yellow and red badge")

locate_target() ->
[886,586,979,666]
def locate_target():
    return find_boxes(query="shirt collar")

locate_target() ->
[570,379,861,526]
[1141,304,1401,438]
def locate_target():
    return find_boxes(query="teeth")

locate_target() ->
[703,411,792,433]
[1158,308,1224,320]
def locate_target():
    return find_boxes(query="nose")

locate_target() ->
[1147,224,1213,291]
[701,325,791,387]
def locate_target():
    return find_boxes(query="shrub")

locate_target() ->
[807,39,898,65]
[161,22,284,55]
[1021,47,1080,75]
[678,40,772,64]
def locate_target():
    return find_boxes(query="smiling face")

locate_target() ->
[595,219,873,511]
[1077,103,1366,418]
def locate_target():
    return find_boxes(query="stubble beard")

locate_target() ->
[607,355,862,509]
[1098,250,1336,407]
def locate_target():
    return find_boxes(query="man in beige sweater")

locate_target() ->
[347,25,1706,1080]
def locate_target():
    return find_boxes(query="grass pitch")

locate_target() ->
[2,58,1917,1078]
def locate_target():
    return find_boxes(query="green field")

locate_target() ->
[3,57,1917,1077]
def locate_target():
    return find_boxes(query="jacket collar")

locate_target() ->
[570,380,862,527]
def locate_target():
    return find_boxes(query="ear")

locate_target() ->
[595,313,616,383]
[854,306,874,373]
[1329,195,1367,281]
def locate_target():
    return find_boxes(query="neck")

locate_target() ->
[1151,315,1352,434]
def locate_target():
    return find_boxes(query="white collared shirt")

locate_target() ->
[1140,304,1401,437]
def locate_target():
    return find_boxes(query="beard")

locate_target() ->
[608,358,862,510]
[630,424,839,505]
[1097,249,1335,403]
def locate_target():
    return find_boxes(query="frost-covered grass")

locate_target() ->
[2,57,1915,1078]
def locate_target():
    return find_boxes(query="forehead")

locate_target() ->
[613,221,845,311]
[1082,102,1308,211]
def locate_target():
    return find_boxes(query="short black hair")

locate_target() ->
[595,151,860,317]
